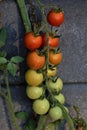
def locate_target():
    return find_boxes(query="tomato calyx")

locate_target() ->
[36,49,45,56]
[53,8,64,13]
[49,76,59,83]
[50,47,61,54]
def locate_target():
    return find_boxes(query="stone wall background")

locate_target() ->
[0,0,87,130]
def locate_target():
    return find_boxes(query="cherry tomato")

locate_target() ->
[47,10,64,26]
[25,69,43,86]
[33,98,50,115]
[48,78,63,92]
[41,33,59,48]
[26,86,43,99]
[49,50,63,65]
[44,123,55,130]
[47,67,57,77]
[26,51,45,70]
[54,93,65,104]
[49,106,63,120]
[24,32,42,50]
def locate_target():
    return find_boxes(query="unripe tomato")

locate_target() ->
[54,93,65,104]
[49,50,63,66]
[25,69,43,86]
[49,106,63,120]
[47,67,57,77]
[26,51,45,70]
[24,32,42,50]
[26,86,43,99]
[48,78,63,92]
[33,98,50,115]
[47,10,64,26]
[61,106,69,119]
[41,33,59,48]
[44,123,55,130]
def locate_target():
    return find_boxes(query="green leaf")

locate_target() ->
[0,51,7,57]
[26,119,35,130]
[23,125,30,130]
[0,27,7,48]
[7,62,18,76]
[0,57,7,64]
[10,56,24,63]
[15,111,29,120]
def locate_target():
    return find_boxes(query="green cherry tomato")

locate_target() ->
[33,98,50,115]
[49,106,63,120]
[54,93,65,104]
[48,78,63,92]
[26,86,43,99]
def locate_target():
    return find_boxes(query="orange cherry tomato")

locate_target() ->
[26,51,45,70]
[49,50,63,65]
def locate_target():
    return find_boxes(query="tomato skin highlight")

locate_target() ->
[47,10,64,26]
[24,32,42,50]
[26,51,45,70]
[41,33,59,48]
[25,69,43,86]
[33,98,50,115]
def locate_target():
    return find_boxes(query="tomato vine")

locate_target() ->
[16,0,75,130]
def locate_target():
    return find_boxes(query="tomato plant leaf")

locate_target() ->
[0,57,7,64]
[15,111,29,120]
[26,119,35,130]
[10,56,24,63]
[7,62,18,76]
[0,51,7,57]
[0,27,7,48]
[23,125,30,130]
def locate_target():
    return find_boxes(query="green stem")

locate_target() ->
[0,91,8,100]
[16,0,31,33]
[36,0,49,78]
[36,115,47,130]
[4,70,20,130]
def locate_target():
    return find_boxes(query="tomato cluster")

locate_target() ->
[24,8,68,121]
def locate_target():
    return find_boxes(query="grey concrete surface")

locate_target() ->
[0,0,87,130]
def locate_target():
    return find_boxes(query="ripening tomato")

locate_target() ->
[24,32,42,50]
[25,69,43,86]
[49,106,63,120]
[26,51,45,70]
[47,67,57,77]
[47,10,64,26]
[49,50,63,65]
[33,98,50,115]
[41,33,59,48]
[26,86,43,99]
